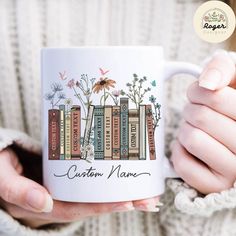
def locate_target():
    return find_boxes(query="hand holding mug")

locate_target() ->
[0,148,155,228]
[171,52,236,194]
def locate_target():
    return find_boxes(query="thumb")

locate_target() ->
[0,149,53,213]
[199,52,236,90]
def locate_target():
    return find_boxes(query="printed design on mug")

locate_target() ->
[44,68,161,162]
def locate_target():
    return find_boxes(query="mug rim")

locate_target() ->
[41,45,164,53]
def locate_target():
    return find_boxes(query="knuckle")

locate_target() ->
[193,105,210,127]
[60,208,76,221]
[6,205,22,218]
[209,92,224,108]
[181,126,201,154]
[54,208,73,221]
[186,81,198,101]
[215,179,233,192]
[174,162,186,178]
[53,203,81,221]
[202,176,233,194]
[1,181,13,203]
[207,181,232,194]
[91,206,100,215]
[172,154,186,177]
[89,204,106,215]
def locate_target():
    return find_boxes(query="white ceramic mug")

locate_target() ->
[41,46,201,202]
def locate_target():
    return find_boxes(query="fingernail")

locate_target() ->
[156,201,164,207]
[112,203,135,212]
[135,200,163,212]
[199,68,222,90]
[135,204,160,212]
[43,194,54,213]
[213,50,228,57]
[26,189,53,213]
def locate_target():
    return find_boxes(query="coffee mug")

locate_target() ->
[41,46,201,202]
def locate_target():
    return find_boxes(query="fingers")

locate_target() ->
[171,141,233,194]
[50,201,134,221]
[0,149,53,213]
[187,81,236,120]
[183,103,236,154]
[133,196,162,212]
[177,122,236,179]
[198,52,235,90]
[1,200,135,228]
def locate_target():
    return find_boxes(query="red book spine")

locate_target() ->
[71,106,81,159]
[146,105,156,160]
[48,109,60,160]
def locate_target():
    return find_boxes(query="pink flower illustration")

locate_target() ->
[112,90,121,97]
[67,79,75,88]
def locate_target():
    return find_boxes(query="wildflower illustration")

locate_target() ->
[64,98,73,113]
[121,74,161,132]
[93,68,116,106]
[111,90,122,105]
[44,83,66,109]
[121,74,151,109]
[65,74,95,120]
[45,69,161,162]
[149,95,161,131]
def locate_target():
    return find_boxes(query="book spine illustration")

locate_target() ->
[139,105,146,160]
[59,105,65,160]
[104,106,112,160]
[94,106,104,160]
[146,105,156,160]
[48,109,60,160]
[71,105,81,159]
[120,98,129,159]
[65,110,71,160]
[83,105,95,158]
[112,106,120,159]
[128,109,139,160]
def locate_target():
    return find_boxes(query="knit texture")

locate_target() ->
[0,0,236,236]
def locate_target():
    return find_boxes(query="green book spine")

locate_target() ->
[94,106,104,160]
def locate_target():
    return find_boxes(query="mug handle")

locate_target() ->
[162,61,202,178]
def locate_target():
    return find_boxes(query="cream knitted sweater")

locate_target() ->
[1,0,236,236]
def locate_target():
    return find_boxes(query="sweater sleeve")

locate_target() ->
[0,128,84,236]
[166,50,236,217]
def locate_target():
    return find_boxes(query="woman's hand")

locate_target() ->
[171,52,236,194]
[0,148,160,228]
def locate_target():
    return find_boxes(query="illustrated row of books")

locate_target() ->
[48,98,156,160]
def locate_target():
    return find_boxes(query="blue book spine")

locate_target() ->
[94,106,104,159]
[120,98,129,159]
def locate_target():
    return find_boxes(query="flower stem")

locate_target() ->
[72,86,87,117]
[103,89,106,106]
